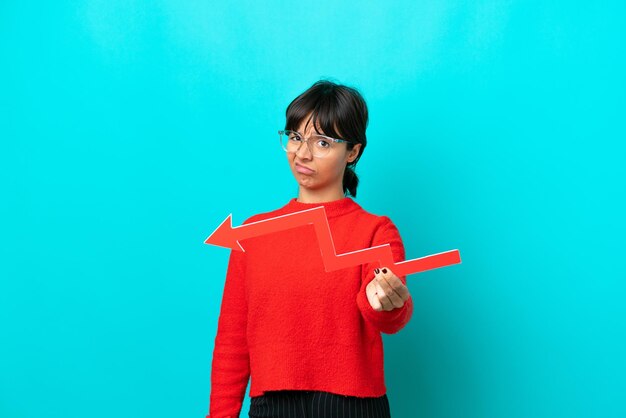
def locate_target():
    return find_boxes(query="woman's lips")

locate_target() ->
[295,163,314,174]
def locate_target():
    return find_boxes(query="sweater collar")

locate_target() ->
[281,196,361,219]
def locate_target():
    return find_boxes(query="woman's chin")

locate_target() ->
[295,177,318,188]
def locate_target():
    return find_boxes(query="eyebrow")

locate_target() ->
[295,130,330,137]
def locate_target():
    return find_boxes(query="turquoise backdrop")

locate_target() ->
[1,1,624,417]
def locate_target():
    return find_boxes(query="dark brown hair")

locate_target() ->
[284,79,368,197]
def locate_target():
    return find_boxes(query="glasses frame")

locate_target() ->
[278,129,354,158]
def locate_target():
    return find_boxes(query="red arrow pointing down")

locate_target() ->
[205,206,461,277]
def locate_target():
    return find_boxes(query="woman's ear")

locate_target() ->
[347,143,362,163]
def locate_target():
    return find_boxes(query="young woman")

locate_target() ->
[207,80,413,418]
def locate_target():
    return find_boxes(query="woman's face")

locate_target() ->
[287,114,361,196]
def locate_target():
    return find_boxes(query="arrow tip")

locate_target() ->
[205,214,245,251]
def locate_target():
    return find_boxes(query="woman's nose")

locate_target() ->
[295,140,313,159]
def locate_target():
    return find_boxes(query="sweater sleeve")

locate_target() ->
[356,215,414,334]
[206,246,250,418]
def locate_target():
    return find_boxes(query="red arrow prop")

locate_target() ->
[205,206,461,276]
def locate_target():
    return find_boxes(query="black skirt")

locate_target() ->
[249,389,392,418]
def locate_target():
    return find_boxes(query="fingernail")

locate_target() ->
[382,268,387,274]
[374,268,380,274]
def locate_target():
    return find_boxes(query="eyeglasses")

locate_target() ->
[278,129,353,158]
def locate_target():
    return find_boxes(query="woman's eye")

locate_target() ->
[290,135,302,141]
[318,140,330,148]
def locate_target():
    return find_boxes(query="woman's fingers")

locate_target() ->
[366,279,383,311]
[366,266,411,311]
[375,267,410,310]
[374,279,399,310]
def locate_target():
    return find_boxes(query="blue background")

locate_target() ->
[1,1,624,417]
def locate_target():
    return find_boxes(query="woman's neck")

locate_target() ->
[297,187,345,204]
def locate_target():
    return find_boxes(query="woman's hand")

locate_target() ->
[365,267,411,311]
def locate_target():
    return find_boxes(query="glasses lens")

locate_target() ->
[310,135,332,157]
[279,131,332,157]
[280,130,299,152]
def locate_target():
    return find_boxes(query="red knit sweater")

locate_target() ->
[207,197,413,418]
